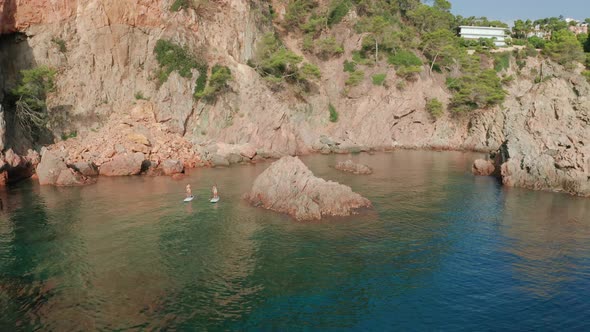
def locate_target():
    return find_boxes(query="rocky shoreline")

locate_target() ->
[0,0,588,198]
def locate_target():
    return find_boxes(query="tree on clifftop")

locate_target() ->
[421,29,460,74]
[544,30,585,69]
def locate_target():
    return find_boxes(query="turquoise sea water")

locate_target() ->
[1,151,589,331]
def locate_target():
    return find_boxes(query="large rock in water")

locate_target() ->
[335,160,373,175]
[472,159,496,176]
[99,152,145,176]
[36,150,93,186]
[245,156,372,220]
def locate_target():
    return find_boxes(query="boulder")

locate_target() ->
[472,159,496,176]
[244,156,372,221]
[55,168,90,186]
[4,149,22,168]
[25,149,41,168]
[71,162,99,177]
[36,150,92,186]
[36,150,66,185]
[239,144,257,159]
[335,160,373,175]
[209,154,230,167]
[161,159,184,175]
[227,153,243,164]
[99,152,145,176]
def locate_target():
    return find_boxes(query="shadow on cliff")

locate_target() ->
[0,0,16,34]
[0,32,53,153]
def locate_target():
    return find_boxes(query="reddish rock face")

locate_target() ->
[335,160,373,175]
[160,159,183,176]
[99,152,145,176]
[472,159,496,177]
[245,156,372,221]
[71,162,99,177]
[36,149,93,186]
[4,149,22,168]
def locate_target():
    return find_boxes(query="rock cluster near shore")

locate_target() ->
[36,150,95,186]
[0,149,39,185]
[35,102,198,185]
[335,160,373,175]
[245,156,372,220]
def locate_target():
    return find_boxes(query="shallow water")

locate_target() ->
[1,151,590,331]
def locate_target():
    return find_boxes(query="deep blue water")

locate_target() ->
[1,151,589,331]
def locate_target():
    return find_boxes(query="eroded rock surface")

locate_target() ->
[99,152,145,177]
[245,156,371,220]
[472,159,496,176]
[36,149,93,186]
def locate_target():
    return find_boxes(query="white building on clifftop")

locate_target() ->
[459,26,509,47]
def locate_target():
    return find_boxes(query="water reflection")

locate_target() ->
[0,151,589,330]
[502,189,590,299]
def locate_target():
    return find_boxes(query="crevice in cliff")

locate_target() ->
[0,32,53,154]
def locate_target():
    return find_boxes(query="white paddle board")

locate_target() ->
[210,197,220,203]
[184,196,194,202]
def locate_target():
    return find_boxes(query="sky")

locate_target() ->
[450,0,589,24]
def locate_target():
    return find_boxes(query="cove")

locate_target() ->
[1,151,589,330]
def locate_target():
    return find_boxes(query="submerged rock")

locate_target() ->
[335,160,373,175]
[245,156,372,221]
[472,159,496,176]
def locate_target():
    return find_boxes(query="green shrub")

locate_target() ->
[51,37,67,53]
[525,44,538,57]
[388,50,423,67]
[343,60,356,72]
[154,39,203,85]
[194,64,209,96]
[582,70,590,83]
[426,98,444,118]
[284,0,316,29]
[528,36,546,49]
[315,36,344,59]
[252,33,318,89]
[327,0,350,26]
[352,50,373,66]
[346,70,364,86]
[372,73,386,86]
[501,75,515,85]
[328,103,338,122]
[447,69,506,113]
[134,91,148,100]
[396,65,422,79]
[303,34,314,52]
[11,66,56,132]
[170,0,189,11]
[543,30,585,69]
[396,80,406,90]
[195,64,232,101]
[301,63,321,79]
[493,52,511,72]
[301,15,327,34]
[61,131,77,141]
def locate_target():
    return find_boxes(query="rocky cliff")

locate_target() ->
[0,0,588,196]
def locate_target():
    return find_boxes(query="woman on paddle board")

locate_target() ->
[211,184,219,200]
[186,184,192,198]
